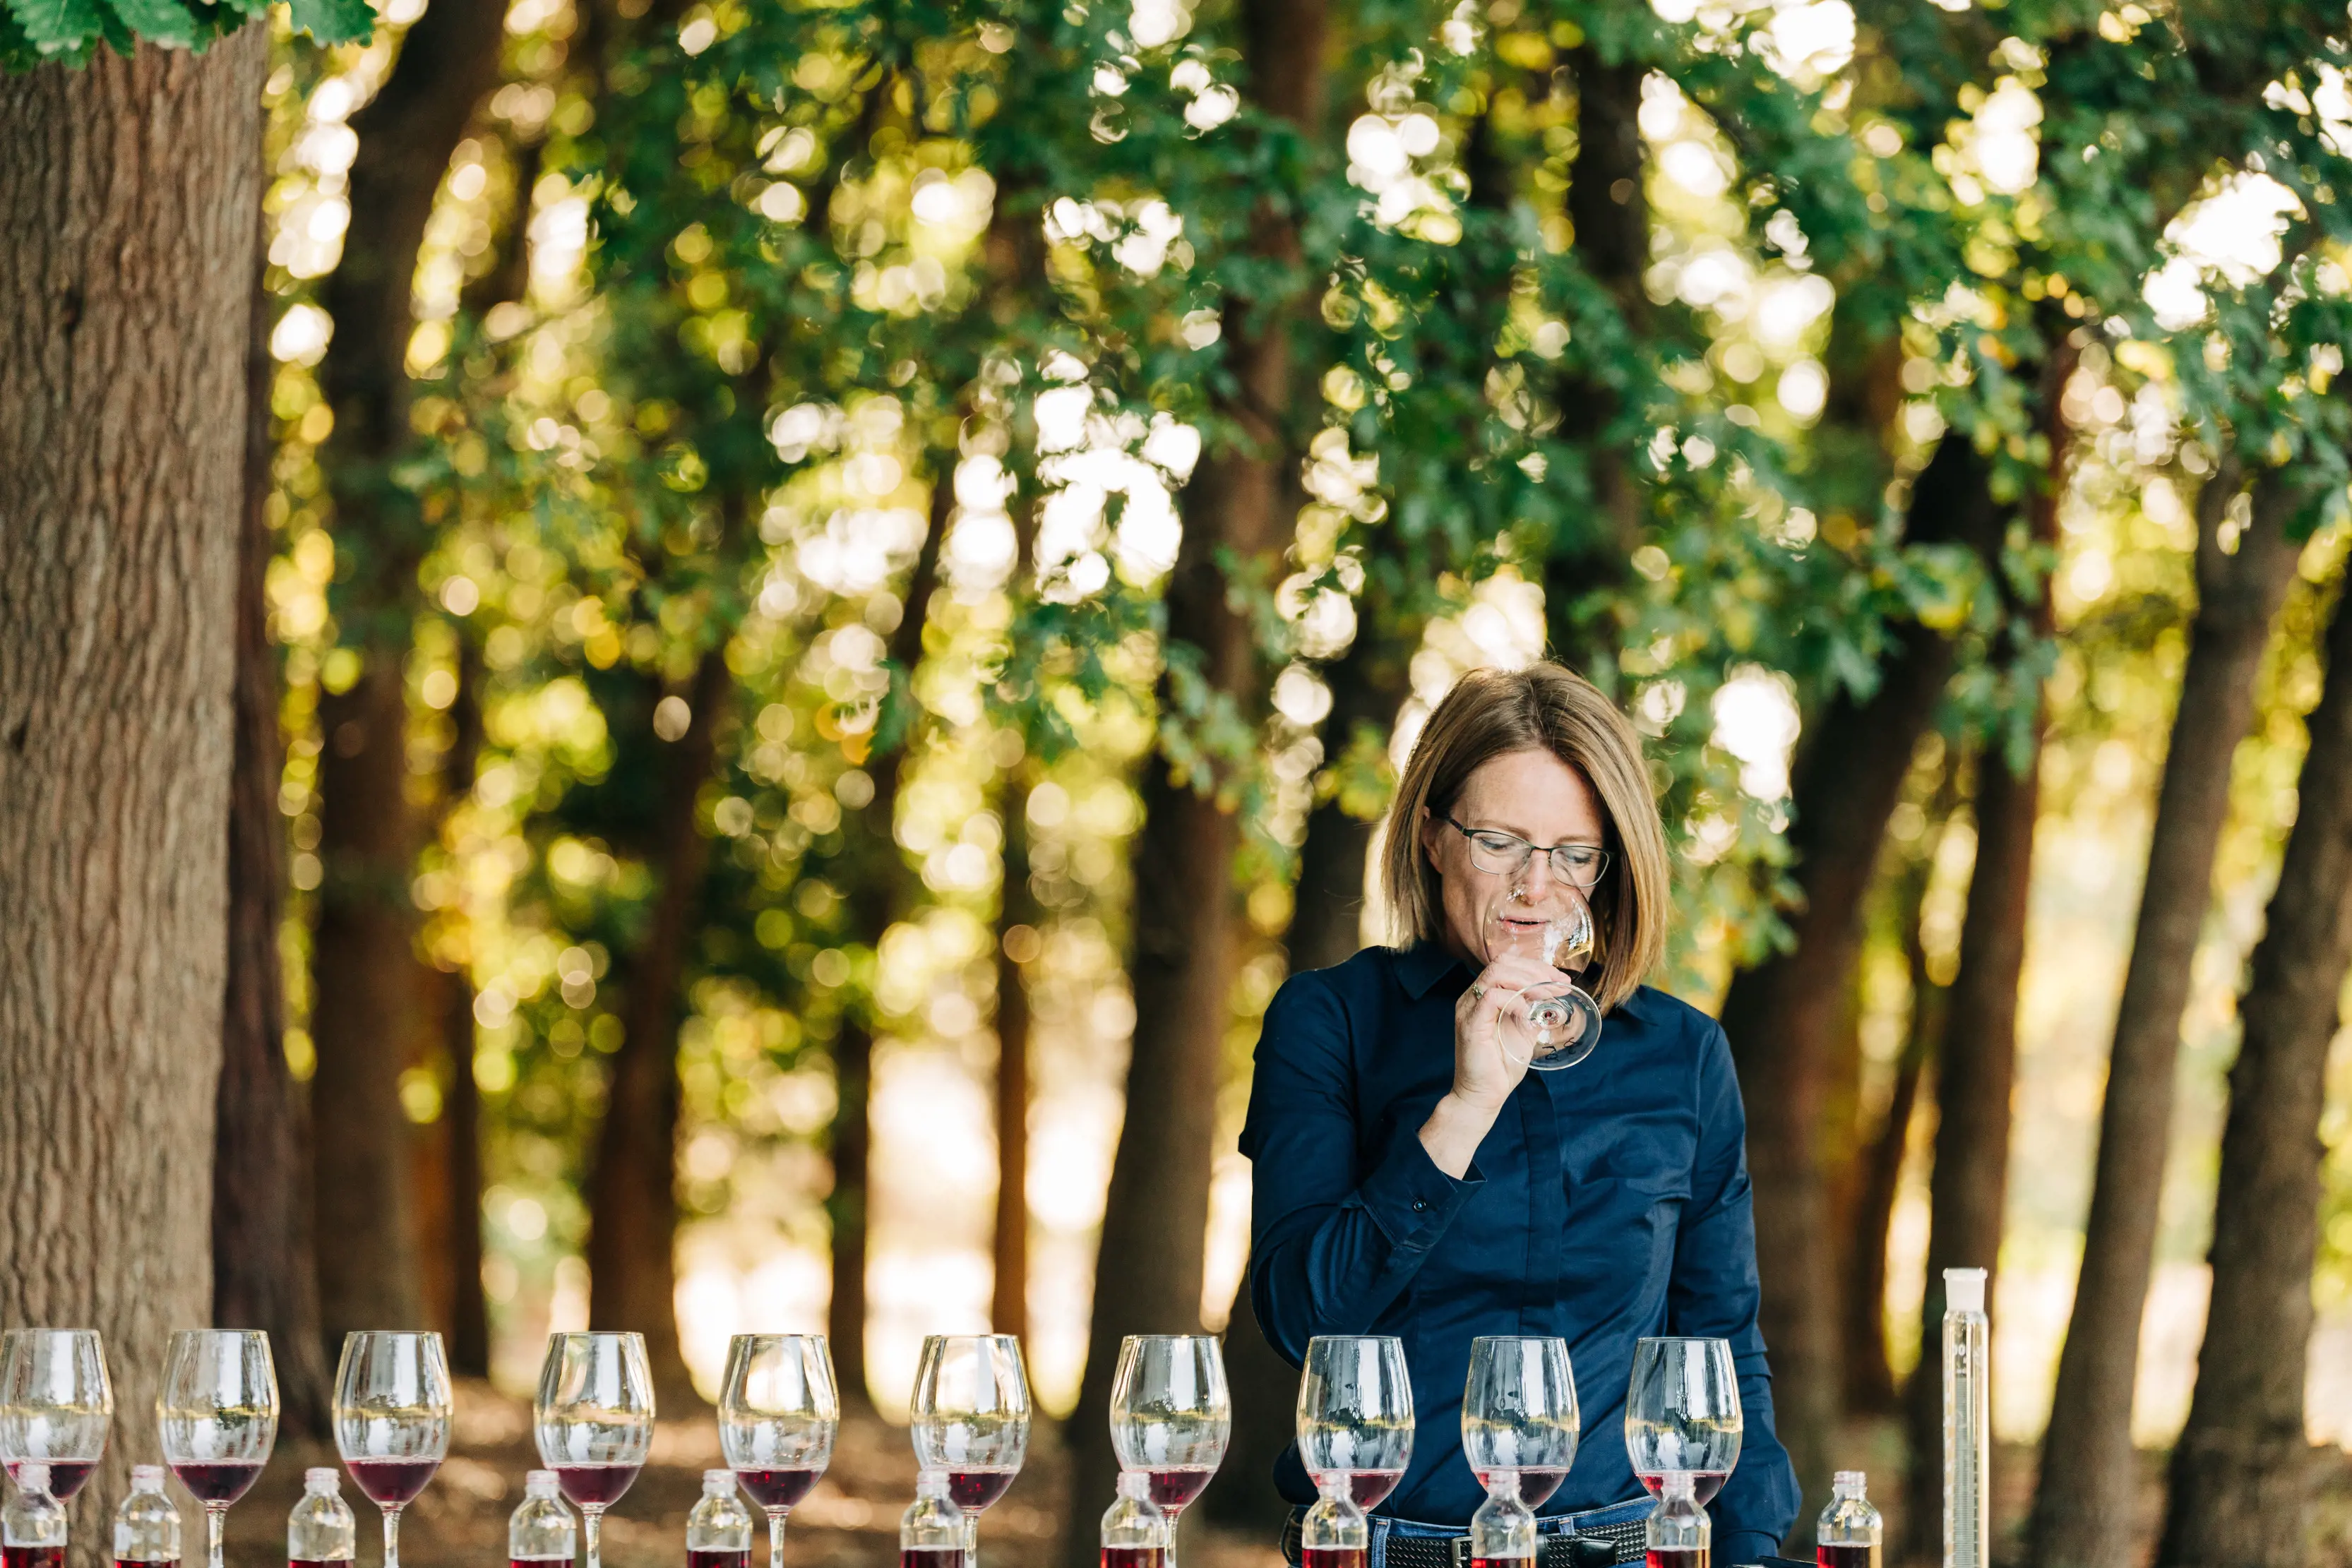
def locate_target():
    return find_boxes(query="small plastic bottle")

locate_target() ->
[1099,1472,1168,1568]
[4,1465,68,1568]
[899,1469,966,1568]
[1645,1473,1708,1568]
[287,1468,356,1568]
[688,1471,754,1568]
[509,1471,577,1568]
[1298,1471,1366,1568]
[1943,1268,1989,1568]
[113,1466,182,1568]
[1467,1468,1534,1568]
[1816,1471,1882,1568]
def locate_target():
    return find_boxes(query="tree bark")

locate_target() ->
[0,30,267,1564]
[1718,436,1998,1516]
[2154,570,2352,1568]
[441,647,490,1375]
[585,649,732,1407]
[1059,5,1323,1562]
[991,772,1037,1341]
[215,243,333,1440]
[308,0,511,1354]
[827,481,948,1407]
[2026,467,2307,1568]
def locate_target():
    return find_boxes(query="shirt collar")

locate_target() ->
[1392,941,1469,1000]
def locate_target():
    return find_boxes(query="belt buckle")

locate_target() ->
[1448,1538,1472,1568]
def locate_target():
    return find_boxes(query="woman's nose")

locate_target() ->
[1512,856,1557,900]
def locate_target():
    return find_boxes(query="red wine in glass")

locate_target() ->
[1142,1468,1212,1512]
[170,1461,265,1506]
[1300,1550,1364,1568]
[1644,1551,1707,1568]
[345,1458,440,1508]
[1099,1550,1164,1568]
[1470,1468,1565,1509]
[288,1559,353,1568]
[115,1560,177,1568]
[900,1549,966,1568]
[945,1470,1016,1512]
[4,1548,65,1568]
[688,1552,750,1568]
[1815,1549,1876,1568]
[553,1464,642,1507]
[1344,1470,1402,1510]
[734,1468,822,1512]
[511,1558,573,1568]
[4,1461,96,1500]
[1469,1556,1534,1568]
[1637,1473,1727,1507]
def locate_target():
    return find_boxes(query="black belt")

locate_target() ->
[1279,1513,1638,1568]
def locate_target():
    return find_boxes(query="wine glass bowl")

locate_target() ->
[909,1335,1030,1559]
[535,1332,655,1568]
[334,1331,452,1568]
[1623,1337,1741,1505]
[1296,1336,1414,1512]
[157,1329,280,1568]
[718,1334,840,1568]
[1486,902,1602,1072]
[0,1329,113,1502]
[1109,1334,1230,1562]
[1459,1336,1578,1510]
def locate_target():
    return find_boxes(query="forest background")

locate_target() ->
[8,0,2352,1563]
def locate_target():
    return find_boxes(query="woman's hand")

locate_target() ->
[1418,952,1577,1177]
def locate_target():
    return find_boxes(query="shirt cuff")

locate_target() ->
[1718,1528,1783,1565]
[1354,1123,1481,1251]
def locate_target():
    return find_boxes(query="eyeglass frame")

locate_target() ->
[1438,813,1611,890]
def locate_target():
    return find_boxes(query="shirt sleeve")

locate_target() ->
[1240,969,1484,1365]
[1669,1019,1802,1561]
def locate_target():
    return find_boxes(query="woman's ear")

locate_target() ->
[1416,804,1439,866]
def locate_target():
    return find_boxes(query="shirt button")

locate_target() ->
[1411,1198,1430,1213]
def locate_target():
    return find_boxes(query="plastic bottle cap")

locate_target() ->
[16,1464,48,1492]
[525,1470,560,1496]
[131,1466,166,1490]
[1116,1472,1153,1501]
[705,1470,736,1490]
[915,1469,950,1497]
[306,1467,342,1490]
[1945,1267,1987,1312]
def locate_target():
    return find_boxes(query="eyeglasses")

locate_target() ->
[1440,815,1610,890]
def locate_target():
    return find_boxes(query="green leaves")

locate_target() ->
[6,0,104,56]
[286,0,372,44]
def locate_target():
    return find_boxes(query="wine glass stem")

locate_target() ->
[768,1511,788,1568]
[384,1506,402,1568]
[585,1504,604,1568]
[206,1504,227,1568]
[1165,1505,1184,1568]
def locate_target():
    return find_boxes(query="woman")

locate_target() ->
[1241,663,1800,1567]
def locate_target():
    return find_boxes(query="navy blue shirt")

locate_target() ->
[1239,942,1800,1564]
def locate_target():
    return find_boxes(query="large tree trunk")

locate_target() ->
[1059,4,1323,1561]
[308,0,509,1352]
[991,772,1038,1340]
[0,30,267,1563]
[1718,436,1998,1516]
[215,251,333,1439]
[825,485,948,1406]
[441,648,491,1375]
[2154,563,2352,1568]
[2026,467,2306,1568]
[585,650,732,1406]
[1899,342,2073,1559]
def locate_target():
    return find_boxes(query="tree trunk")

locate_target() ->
[1288,617,1411,973]
[1718,436,1999,1517]
[585,650,732,1407]
[215,246,333,1439]
[1058,4,1323,1561]
[2026,467,2306,1568]
[308,0,510,1353]
[442,647,490,1375]
[2154,569,2352,1568]
[991,772,1037,1340]
[0,30,267,1563]
[827,482,949,1406]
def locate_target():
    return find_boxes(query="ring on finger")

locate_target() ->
[1469,983,1488,1003]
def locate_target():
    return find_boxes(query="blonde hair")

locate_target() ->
[1380,662,1669,1010]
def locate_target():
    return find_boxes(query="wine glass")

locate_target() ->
[1623,1337,1741,1504]
[535,1332,655,1568]
[909,1334,1030,1564]
[157,1329,279,1568]
[1296,1335,1413,1511]
[0,1329,113,1501]
[333,1331,451,1568]
[1109,1335,1230,1567]
[718,1334,840,1568]
[1460,1336,1578,1510]
[1487,897,1602,1072]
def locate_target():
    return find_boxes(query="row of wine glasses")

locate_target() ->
[1292,1333,1743,1509]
